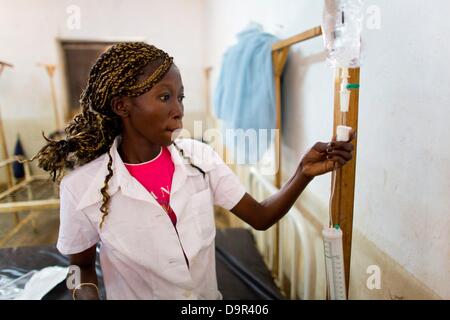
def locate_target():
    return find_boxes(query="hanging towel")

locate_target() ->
[214,23,279,164]
[13,135,25,179]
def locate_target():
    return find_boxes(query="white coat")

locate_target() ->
[57,137,246,299]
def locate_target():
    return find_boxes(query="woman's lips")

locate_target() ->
[166,127,182,140]
[166,127,181,139]
[166,126,182,132]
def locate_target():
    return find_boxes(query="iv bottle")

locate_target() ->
[322,0,364,68]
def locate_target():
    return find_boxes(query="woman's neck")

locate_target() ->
[118,133,162,164]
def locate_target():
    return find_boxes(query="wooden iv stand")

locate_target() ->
[271,26,360,298]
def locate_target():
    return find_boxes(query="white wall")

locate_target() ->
[0,0,206,174]
[354,0,450,299]
[205,0,449,299]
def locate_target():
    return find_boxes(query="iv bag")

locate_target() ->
[322,0,364,68]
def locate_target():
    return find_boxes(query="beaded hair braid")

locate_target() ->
[33,42,204,229]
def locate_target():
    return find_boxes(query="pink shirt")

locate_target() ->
[124,147,177,226]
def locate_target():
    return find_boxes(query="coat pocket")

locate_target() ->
[189,188,216,245]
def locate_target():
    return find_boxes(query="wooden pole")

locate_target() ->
[0,107,13,189]
[0,62,14,189]
[272,26,323,51]
[0,61,19,225]
[38,64,61,131]
[0,61,14,76]
[271,26,322,187]
[331,67,360,297]
[272,47,289,281]
[272,48,289,188]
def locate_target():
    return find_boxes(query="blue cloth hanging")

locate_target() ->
[214,24,279,164]
[13,136,25,179]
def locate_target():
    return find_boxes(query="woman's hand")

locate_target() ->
[299,133,355,178]
[230,132,355,231]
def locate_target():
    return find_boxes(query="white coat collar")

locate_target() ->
[75,136,213,211]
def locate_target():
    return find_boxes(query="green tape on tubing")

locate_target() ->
[346,83,360,89]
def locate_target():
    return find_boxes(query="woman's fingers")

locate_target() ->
[311,133,355,158]
[349,129,356,141]
[312,141,351,154]
[326,155,349,166]
[305,132,356,175]
[327,149,353,161]
[314,138,354,153]
[312,142,329,154]
[332,141,353,151]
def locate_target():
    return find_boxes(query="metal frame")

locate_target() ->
[249,167,313,299]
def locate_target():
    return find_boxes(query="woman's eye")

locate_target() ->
[159,94,170,102]
[178,95,185,102]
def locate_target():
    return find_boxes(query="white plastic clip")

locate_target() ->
[336,125,352,142]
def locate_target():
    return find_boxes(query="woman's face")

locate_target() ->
[120,64,184,146]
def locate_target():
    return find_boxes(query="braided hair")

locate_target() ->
[33,42,203,228]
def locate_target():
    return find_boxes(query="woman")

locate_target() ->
[34,42,353,300]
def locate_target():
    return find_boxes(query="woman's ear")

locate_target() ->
[111,96,130,118]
